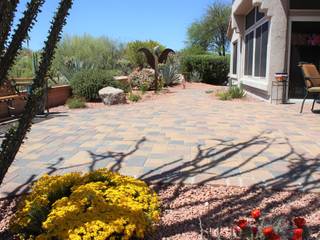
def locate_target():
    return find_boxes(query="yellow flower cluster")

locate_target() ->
[11,169,159,240]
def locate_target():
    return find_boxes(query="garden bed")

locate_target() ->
[1,184,319,239]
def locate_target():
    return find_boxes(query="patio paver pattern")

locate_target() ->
[1,84,320,198]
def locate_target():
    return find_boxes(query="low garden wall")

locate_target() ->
[0,85,71,119]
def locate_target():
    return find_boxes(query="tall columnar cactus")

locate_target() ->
[0,0,45,85]
[0,0,73,185]
[0,0,20,56]
[138,46,175,92]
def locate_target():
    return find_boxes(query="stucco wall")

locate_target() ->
[229,0,289,99]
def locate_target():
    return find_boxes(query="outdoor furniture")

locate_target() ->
[0,79,26,118]
[298,63,320,113]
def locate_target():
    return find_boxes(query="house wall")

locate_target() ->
[229,0,289,100]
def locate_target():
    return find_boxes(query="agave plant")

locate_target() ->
[138,46,175,92]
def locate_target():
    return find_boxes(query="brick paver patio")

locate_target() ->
[1,83,319,198]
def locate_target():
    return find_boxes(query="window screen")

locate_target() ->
[254,22,269,77]
[290,0,320,9]
[232,42,238,74]
[256,9,265,22]
[245,32,254,75]
[245,8,255,30]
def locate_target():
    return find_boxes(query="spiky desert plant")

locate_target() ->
[0,0,73,185]
[138,46,175,92]
[0,0,46,84]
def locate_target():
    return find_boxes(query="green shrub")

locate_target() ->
[129,68,155,90]
[190,70,202,82]
[228,85,246,99]
[159,56,180,87]
[216,85,246,101]
[180,54,229,85]
[216,91,232,101]
[139,83,149,94]
[70,69,122,101]
[124,40,165,68]
[128,93,141,102]
[52,34,125,80]
[66,97,86,109]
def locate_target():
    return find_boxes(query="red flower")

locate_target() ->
[263,226,274,237]
[252,226,258,235]
[251,209,261,219]
[293,217,306,228]
[236,219,248,229]
[292,228,303,240]
[270,233,281,240]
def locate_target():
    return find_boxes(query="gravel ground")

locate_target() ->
[1,185,319,240]
[150,184,320,240]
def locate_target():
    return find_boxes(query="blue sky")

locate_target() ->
[16,0,231,51]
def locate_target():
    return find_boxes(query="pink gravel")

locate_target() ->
[149,184,320,239]
[1,185,319,239]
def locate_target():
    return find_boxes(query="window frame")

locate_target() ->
[232,41,238,75]
[244,8,269,79]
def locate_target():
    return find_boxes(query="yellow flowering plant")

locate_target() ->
[10,169,159,240]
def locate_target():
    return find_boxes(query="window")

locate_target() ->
[245,32,254,76]
[232,41,238,74]
[290,0,320,9]
[245,8,255,30]
[244,7,269,77]
[245,7,265,30]
[254,22,269,77]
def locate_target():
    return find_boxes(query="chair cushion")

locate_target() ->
[307,87,320,93]
[302,64,320,87]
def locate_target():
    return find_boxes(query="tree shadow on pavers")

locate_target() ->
[141,131,320,239]
[0,137,146,199]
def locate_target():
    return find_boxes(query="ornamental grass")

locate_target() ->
[10,169,159,240]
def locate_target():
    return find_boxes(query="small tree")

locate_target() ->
[0,0,73,185]
[186,1,231,56]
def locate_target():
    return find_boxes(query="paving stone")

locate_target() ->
[1,84,320,196]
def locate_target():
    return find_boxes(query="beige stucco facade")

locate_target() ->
[228,0,320,101]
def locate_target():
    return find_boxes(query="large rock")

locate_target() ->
[99,87,126,105]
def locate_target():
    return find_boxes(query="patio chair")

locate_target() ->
[298,62,320,113]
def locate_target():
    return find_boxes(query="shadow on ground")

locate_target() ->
[1,131,319,238]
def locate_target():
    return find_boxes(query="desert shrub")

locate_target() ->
[216,91,232,101]
[159,56,180,87]
[124,40,165,68]
[70,69,125,101]
[129,68,155,90]
[52,34,125,81]
[11,169,159,240]
[180,54,229,85]
[8,48,34,78]
[66,97,86,109]
[228,85,246,99]
[128,93,141,102]
[216,85,246,101]
[190,70,202,82]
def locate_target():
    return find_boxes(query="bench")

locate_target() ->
[0,78,32,118]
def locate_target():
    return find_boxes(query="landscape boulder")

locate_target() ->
[99,87,126,105]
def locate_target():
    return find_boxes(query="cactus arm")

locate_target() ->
[0,0,73,185]
[0,0,45,85]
